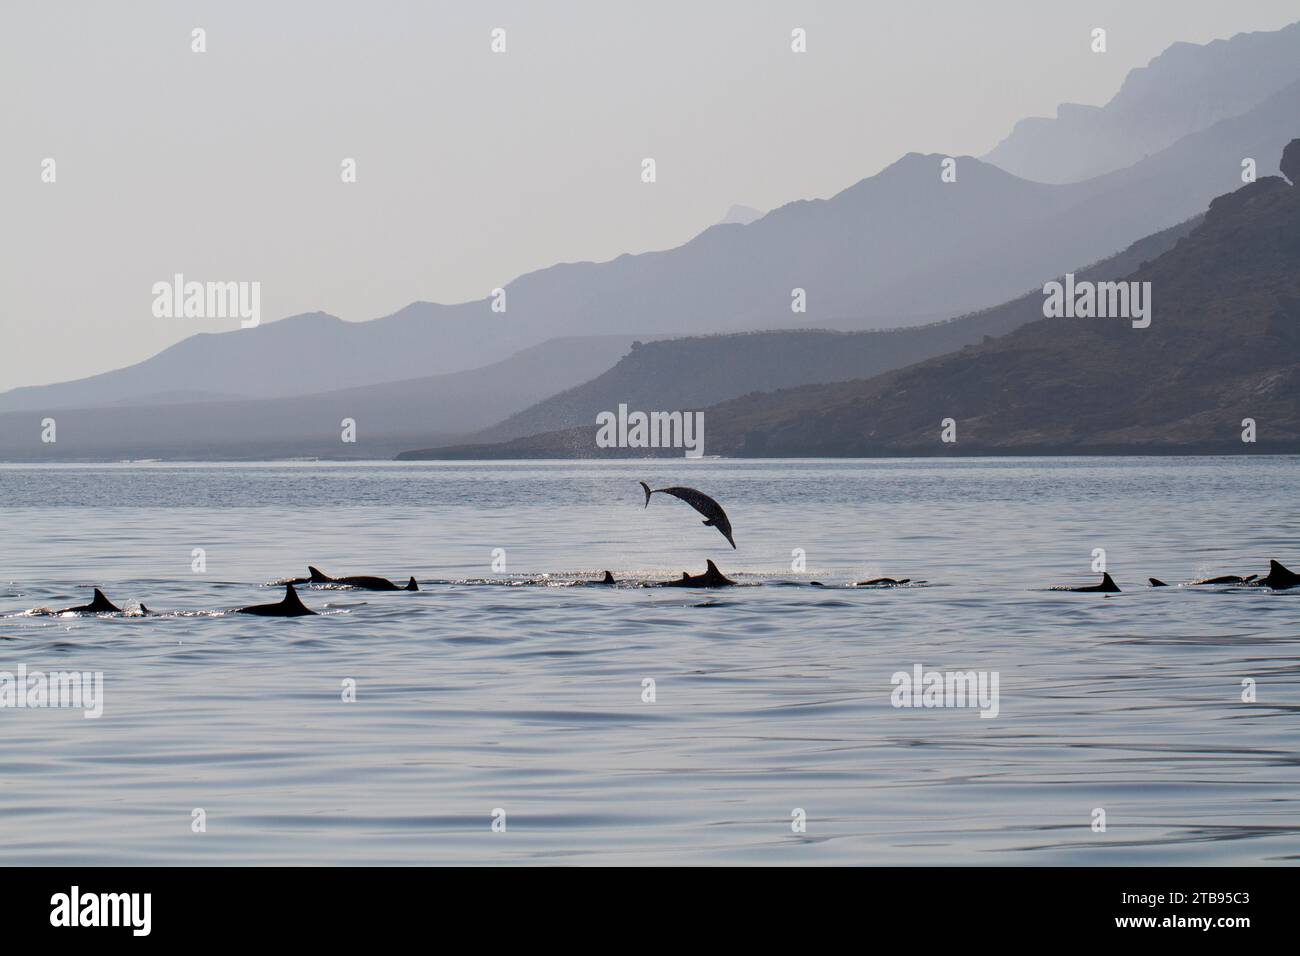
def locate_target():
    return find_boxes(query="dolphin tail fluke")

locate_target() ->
[308,566,329,582]
[406,577,419,591]
[639,481,652,508]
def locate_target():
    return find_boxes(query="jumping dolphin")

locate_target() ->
[1052,572,1120,593]
[236,584,317,617]
[660,559,736,588]
[1258,560,1300,590]
[856,577,911,587]
[294,567,418,591]
[58,588,122,614]
[639,482,736,548]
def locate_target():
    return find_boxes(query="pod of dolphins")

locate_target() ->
[17,482,1300,617]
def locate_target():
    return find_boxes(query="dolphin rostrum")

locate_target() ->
[660,560,737,588]
[57,588,122,614]
[236,583,317,617]
[295,567,417,591]
[1052,572,1120,593]
[639,482,736,548]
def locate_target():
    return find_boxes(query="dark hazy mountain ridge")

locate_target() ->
[714,149,1300,456]
[434,141,1300,458]
[399,218,1197,456]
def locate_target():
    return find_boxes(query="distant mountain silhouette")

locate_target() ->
[400,218,1196,455]
[472,81,1298,343]
[710,155,1300,456]
[7,24,1299,421]
[985,20,1300,183]
[414,140,1300,458]
[0,308,527,413]
[0,336,640,461]
[717,204,764,225]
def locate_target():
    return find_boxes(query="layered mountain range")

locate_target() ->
[0,336,639,461]
[4,21,1299,461]
[418,141,1300,458]
[985,20,1300,183]
[400,218,1196,455]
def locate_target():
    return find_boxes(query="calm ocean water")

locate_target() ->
[1,457,1297,865]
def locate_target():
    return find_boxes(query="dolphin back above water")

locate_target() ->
[1259,560,1300,590]
[236,584,317,616]
[660,560,737,588]
[639,482,736,548]
[58,588,122,614]
[299,567,418,591]
[1052,572,1121,593]
[1191,574,1257,586]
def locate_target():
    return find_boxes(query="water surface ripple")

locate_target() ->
[0,458,1297,864]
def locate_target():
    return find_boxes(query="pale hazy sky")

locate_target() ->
[2,1,1298,389]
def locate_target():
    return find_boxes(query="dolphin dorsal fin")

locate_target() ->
[308,566,328,582]
[406,577,419,591]
[602,571,615,584]
[86,588,119,612]
[706,560,720,574]
[1271,560,1290,574]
